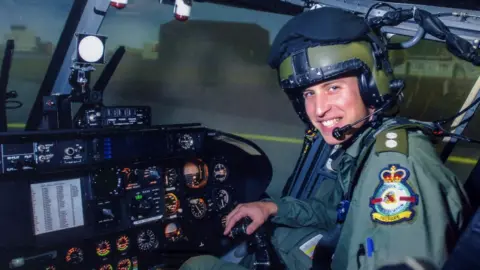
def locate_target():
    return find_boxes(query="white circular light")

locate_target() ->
[78,36,104,63]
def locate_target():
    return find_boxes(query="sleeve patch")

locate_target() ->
[369,164,419,225]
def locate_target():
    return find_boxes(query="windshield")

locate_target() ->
[1,1,479,197]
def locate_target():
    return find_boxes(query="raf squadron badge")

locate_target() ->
[369,164,419,224]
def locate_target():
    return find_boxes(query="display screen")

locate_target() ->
[30,178,84,235]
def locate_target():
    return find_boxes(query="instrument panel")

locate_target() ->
[0,125,272,270]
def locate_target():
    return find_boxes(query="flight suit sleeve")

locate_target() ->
[264,177,340,230]
[349,130,470,269]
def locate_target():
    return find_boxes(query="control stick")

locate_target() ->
[230,218,271,270]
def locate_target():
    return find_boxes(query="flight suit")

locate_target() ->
[180,120,470,270]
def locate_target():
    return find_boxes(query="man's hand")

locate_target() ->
[223,201,278,236]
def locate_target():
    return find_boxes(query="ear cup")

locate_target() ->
[358,71,383,108]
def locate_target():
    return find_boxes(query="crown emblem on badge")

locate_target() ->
[381,165,407,183]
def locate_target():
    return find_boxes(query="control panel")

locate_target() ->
[74,106,151,129]
[0,125,272,270]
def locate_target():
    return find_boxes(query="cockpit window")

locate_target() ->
[389,34,480,182]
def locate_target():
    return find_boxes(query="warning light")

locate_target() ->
[135,194,142,200]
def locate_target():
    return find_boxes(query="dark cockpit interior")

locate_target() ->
[0,0,480,270]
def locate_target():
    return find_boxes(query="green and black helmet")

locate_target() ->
[268,7,403,125]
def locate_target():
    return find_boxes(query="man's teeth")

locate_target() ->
[321,118,341,127]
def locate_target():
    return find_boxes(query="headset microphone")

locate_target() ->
[332,114,372,140]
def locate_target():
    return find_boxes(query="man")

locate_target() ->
[180,7,470,270]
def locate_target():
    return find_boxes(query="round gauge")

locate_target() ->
[99,264,113,270]
[137,229,158,251]
[213,163,228,182]
[45,266,56,270]
[164,222,182,242]
[117,258,132,270]
[189,198,207,219]
[96,240,111,257]
[184,160,208,189]
[116,235,130,252]
[92,167,122,197]
[165,168,178,187]
[178,134,194,149]
[65,247,84,264]
[165,193,180,215]
[143,166,161,185]
[121,168,137,190]
[214,189,230,210]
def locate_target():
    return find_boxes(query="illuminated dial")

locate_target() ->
[165,193,180,215]
[137,229,158,251]
[214,189,230,210]
[164,222,182,242]
[184,160,208,189]
[117,258,132,270]
[165,168,177,187]
[65,247,84,264]
[189,198,207,219]
[178,134,194,149]
[96,240,111,257]
[99,264,113,270]
[116,235,130,252]
[213,163,228,182]
[92,167,122,197]
[45,266,56,270]
[143,166,160,185]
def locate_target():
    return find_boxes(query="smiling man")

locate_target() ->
[180,7,471,270]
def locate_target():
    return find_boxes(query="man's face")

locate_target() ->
[303,76,373,145]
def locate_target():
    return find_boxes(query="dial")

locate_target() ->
[164,222,182,242]
[45,266,56,270]
[178,134,194,149]
[184,160,208,189]
[143,166,161,185]
[96,240,111,257]
[165,168,178,188]
[116,235,130,252]
[165,193,180,216]
[137,229,158,251]
[213,163,228,182]
[214,189,230,211]
[123,168,142,190]
[99,264,113,270]
[117,258,132,270]
[65,247,84,264]
[189,198,207,219]
[92,167,123,197]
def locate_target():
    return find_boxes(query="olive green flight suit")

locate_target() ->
[180,122,470,270]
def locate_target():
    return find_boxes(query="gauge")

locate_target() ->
[130,192,153,219]
[189,198,207,219]
[214,189,230,210]
[121,168,137,190]
[165,168,177,187]
[96,240,111,257]
[65,247,84,264]
[178,134,194,149]
[99,264,113,270]
[117,258,132,270]
[116,235,130,252]
[45,266,56,270]
[213,163,228,182]
[143,166,160,185]
[92,167,123,197]
[165,193,180,215]
[164,222,182,242]
[184,160,208,189]
[137,229,158,251]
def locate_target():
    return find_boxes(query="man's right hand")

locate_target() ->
[223,201,278,236]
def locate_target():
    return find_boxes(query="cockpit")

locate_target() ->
[0,0,479,270]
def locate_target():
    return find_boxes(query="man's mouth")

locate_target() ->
[321,118,342,127]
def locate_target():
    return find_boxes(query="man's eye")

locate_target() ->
[302,91,314,98]
[329,85,340,92]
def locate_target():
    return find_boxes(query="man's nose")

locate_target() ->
[315,94,330,116]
